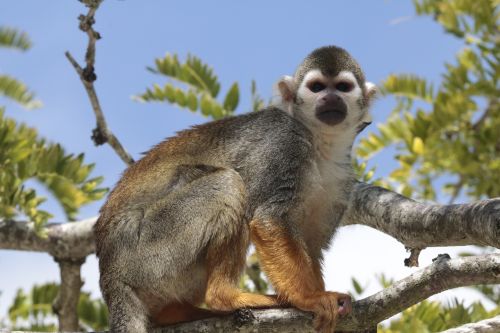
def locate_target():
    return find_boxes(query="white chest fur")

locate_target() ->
[314,128,355,202]
[298,129,356,254]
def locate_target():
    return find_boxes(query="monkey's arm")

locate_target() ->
[249,220,351,333]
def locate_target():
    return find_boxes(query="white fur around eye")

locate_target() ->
[335,71,358,90]
[300,69,324,91]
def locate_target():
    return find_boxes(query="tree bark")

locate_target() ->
[52,257,85,332]
[341,182,500,248]
[0,217,96,259]
[439,315,500,333]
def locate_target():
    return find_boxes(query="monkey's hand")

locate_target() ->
[295,291,351,333]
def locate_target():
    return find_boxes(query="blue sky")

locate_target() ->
[0,0,491,323]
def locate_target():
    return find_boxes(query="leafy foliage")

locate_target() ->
[0,74,42,109]
[379,299,500,333]
[0,26,32,51]
[8,283,108,332]
[240,252,269,294]
[137,53,240,119]
[357,0,499,201]
[250,79,265,112]
[0,26,41,109]
[0,109,107,230]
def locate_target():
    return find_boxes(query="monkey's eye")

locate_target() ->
[336,81,354,92]
[308,81,326,93]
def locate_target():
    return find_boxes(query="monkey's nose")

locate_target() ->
[315,93,347,126]
[320,94,342,104]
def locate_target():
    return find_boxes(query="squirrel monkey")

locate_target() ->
[95,45,377,333]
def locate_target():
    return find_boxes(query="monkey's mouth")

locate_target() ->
[316,108,347,126]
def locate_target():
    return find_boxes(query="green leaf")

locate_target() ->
[223,82,239,113]
[0,26,32,51]
[0,110,107,228]
[382,74,434,103]
[8,283,109,331]
[0,75,42,109]
[148,53,220,97]
[174,88,187,107]
[139,53,240,119]
[200,93,212,117]
[412,137,425,155]
[186,90,198,112]
[251,79,265,112]
[351,277,364,295]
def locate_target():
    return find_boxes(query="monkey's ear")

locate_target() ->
[364,82,377,105]
[277,75,296,104]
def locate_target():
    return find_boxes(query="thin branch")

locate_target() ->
[439,315,500,333]
[344,253,500,330]
[404,247,422,267]
[472,100,497,131]
[341,182,500,249]
[448,175,464,205]
[65,1,134,166]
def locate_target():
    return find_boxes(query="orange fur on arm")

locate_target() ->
[249,219,325,303]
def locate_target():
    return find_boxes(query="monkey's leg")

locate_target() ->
[145,167,279,324]
[198,170,282,311]
[250,219,351,333]
[204,229,282,311]
[104,283,150,333]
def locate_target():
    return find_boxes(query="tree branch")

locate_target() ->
[1,182,498,258]
[343,253,500,330]
[439,315,500,333]
[404,247,422,267]
[0,217,96,259]
[341,182,500,249]
[65,0,134,166]
[148,254,500,332]
[52,258,85,331]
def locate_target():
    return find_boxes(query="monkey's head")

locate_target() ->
[277,46,376,135]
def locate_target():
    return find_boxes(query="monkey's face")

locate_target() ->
[297,69,371,131]
[277,69,375,136]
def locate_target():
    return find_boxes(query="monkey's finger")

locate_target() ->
[338,304,351,317]
[337,295,352,316]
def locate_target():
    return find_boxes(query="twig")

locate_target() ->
[448,176,464,205]
[65,0,134,166]
[472,100,497,131]
[404,247,422,267]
